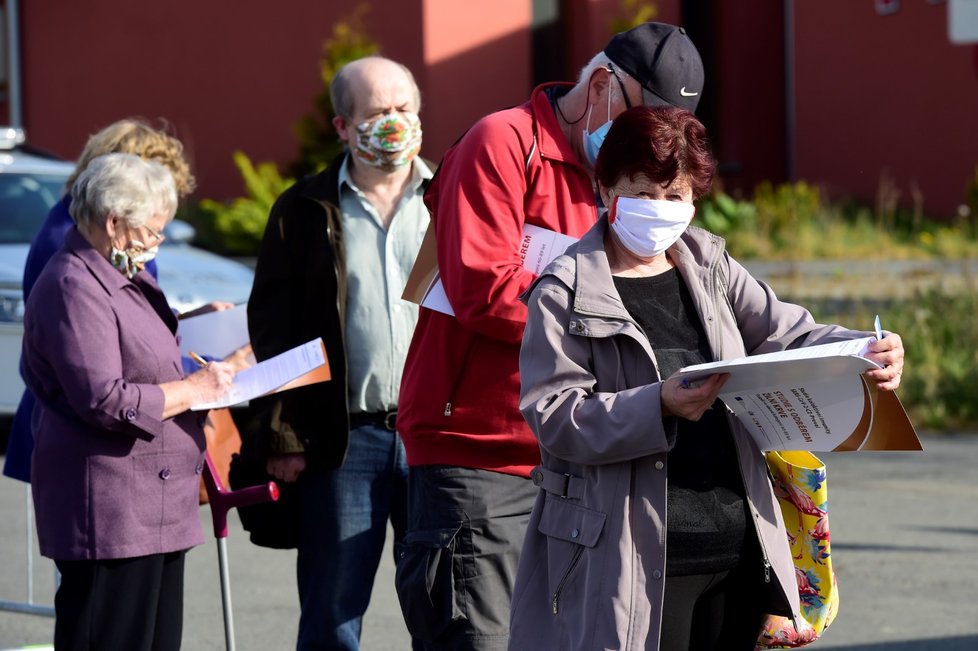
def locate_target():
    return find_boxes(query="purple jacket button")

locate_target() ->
[125,408,138,421]
[653,570,662,580]
[654,460,664,471]
[195,463,204,475]
[159,468,172,480]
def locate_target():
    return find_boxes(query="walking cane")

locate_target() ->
[202,452,279,651]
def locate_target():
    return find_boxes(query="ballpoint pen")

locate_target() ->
[189,351,208,368]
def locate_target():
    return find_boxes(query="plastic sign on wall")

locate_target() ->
[876,0,900,15]
[949,0,978,44]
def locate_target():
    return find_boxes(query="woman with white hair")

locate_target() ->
[20,153,235,651]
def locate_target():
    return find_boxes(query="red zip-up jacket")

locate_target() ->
[397,83,599,477]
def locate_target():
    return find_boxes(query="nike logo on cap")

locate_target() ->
[680,87,698,97]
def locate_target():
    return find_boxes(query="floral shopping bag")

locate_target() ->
[756,451,839,649]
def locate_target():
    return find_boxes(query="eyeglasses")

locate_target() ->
[607,63,634,110]
[136,224,166,246]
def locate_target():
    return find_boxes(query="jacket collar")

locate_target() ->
[540,218,726,320]
[303,151,434,206]
[569,218,632,320]
[529,83,589,170]
[64,226,137,297]
[64,226,177,331]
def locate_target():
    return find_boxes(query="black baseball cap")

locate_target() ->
[603,22,704,113]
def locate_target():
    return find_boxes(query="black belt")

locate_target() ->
[349,410,397,431]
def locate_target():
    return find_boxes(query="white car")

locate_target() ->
[0,127,255,415]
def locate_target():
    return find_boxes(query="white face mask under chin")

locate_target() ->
[608,196,695,259]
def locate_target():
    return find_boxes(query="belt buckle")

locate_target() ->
[384,411,397,431]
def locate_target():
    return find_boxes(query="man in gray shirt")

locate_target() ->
[248,55,430,650]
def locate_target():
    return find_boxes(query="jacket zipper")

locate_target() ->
[443,337,476,417]
[551,545,585,615]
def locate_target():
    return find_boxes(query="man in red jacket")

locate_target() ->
[395,23,705,649]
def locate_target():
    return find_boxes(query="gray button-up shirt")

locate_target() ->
[338,157,432,414]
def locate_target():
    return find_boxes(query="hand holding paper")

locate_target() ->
[860,317,905,392]
[675,326,919,452]
[181,358,236,414]
[191,338,331,411]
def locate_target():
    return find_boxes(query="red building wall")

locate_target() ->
[792,1,978,218]
[708,2,788,195]
[16,1,975,218]
[17,0,530,202]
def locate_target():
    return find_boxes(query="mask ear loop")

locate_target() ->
[557,68,602,126]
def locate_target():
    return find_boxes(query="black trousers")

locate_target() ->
[54,550,187,651]
[659,560,767,651]
[396,465,537,651]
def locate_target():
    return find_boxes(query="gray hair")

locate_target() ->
[330,56,422,119]
[578,52,617,85]
[577,52,632,106]
[69,153,177,231]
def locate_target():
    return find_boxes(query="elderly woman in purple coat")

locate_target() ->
[20,153,235,651]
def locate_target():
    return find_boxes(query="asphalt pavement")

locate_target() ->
[1,431,976,650]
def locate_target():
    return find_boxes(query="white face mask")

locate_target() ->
[608,196,695,259]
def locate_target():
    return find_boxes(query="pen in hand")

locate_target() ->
[189,351,208,368]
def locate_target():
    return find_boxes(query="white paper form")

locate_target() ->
[178,303,250,360]
[419,224,579,316]
[674,330,920,452]
[191,338,327,410]
[675,336,878,388]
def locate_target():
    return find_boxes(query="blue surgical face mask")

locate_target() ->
[581,79,614,166]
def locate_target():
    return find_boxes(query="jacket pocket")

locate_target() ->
[131,452,199,529]
[394,524,465,641]
[537,494,606,615]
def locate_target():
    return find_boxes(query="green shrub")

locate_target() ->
[191,7,378,256]
[288,4,378,179]
[610,0,658,33]
[194,152,294,256]
[808,288,978,430]
[703,179,978,262]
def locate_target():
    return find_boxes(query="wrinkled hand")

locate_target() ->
[178,301,235,320]
[863,332,905,391]
[267,454,306,483]
[186,360,235,403]
[224,343,254,372]
[660,373,729,421]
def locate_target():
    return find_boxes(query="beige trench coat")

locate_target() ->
[511,219,866,651]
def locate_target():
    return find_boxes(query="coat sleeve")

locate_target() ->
[519,279,676,466]
[725,253,868,354]
[247,190,306,454]
[26,274,165,438]
[433,117,537,344]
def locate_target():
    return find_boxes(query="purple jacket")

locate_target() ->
[21,228,205,561]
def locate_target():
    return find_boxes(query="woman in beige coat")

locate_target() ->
[511,106,905,651]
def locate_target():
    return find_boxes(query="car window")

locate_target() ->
[0,173,67,244]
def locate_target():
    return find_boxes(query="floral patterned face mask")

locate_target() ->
[110,240,158,279]
[353,111,422,171]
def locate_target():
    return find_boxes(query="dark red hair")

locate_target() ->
[594,106,716,199]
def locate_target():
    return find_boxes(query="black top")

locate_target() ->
[613,268,749,576]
